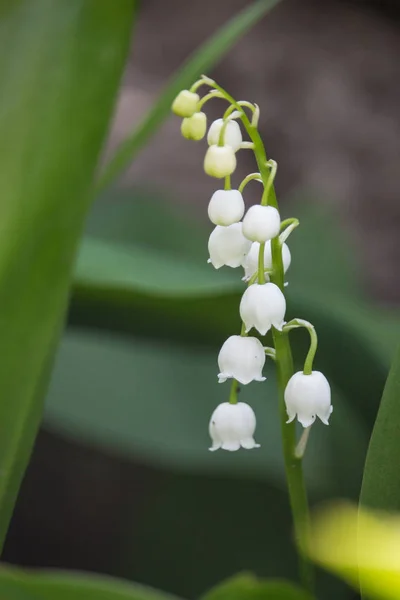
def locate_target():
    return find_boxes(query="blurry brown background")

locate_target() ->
[3,1,400,598]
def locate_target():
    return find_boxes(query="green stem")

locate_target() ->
[258,242,266,284]
[209,80,314,594]
[238,172,262,193]
[284,319,318,376]
[229,378,238,404]
[274,331,313,592]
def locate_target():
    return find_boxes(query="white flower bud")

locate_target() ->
[204,145,237,178]
[208,189,245,226]
[218,335,266,385]
[209,402,260,452]
[181,112,207,140]
[240,282,286,335]
[242,241,291,281]
[284,371,333,428]
[242,205,281,242]
[171,90,199,117]
[208,223,251,269]
[207,118,242,152]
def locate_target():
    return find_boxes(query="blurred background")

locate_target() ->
[3,1,400,599]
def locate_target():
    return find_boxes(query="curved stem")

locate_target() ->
[284,319,318,376]
[210,80,314,594]
[238,172,262,193]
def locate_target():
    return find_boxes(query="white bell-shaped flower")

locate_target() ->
[284,370,333,428]
[209,402,260,452]
[171,90,199,117]
[242,241,291,281]
[204,145,237,178]
[240,282,286,335]
[181,112,207,140]
[207,118,242,152]
[208,189,245,226]
[208,223,251,269]
[242,205,281,242]
[218,335,266,384]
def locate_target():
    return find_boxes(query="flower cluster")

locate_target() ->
[172,77,332,453]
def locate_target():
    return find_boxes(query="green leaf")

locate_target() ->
[201,573,313,600]
[0,0,134,547]
[361,345,400,512]
[0,566,182,600]
[96,0,282,192]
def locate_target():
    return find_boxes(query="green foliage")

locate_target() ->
[0,566,182,600]
[96,0,282,192]
[361,345,400,512]
[201,573,313,600]
[0,0,135,547]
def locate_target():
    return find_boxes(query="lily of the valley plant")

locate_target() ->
[171,77,333,594]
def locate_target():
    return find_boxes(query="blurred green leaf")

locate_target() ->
[44,327,367,496]
[0,0,134,546]
[361,345,400,512]
[96,0,282,192]
[0,566,182,600]
[201,573,313,600]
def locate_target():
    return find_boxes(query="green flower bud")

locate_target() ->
[171,90,199,117]
[181,112,207,140]
[204,145,237,178]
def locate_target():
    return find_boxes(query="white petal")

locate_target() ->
[240,438,260,449]
[217,336,266,384]
[242,241,291,281]
[208,189,245,226]
[208,223,251,269]
[207,118,242,152]
[221,441,241,451]
[284,371,332,428]
[239,283,286,336]
[242,205,281,243]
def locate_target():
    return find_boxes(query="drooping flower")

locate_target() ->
[240,282,286,335]
[242,241,291,281]
[242,205,281,242]
[209,402,260,452]
[208,223,251,269]
[208,189,245,226]
[218,335,266,384]
[171,90,199,117]
[181,112,207,140]
[207,118,242,152]
[204,145,237,178]
[284,370,333,428]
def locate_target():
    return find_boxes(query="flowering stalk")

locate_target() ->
[170,76,335,594]
[207,79,313,592]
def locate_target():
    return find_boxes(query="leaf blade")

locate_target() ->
[0,566,182,600]
[361,345,400,512]
[0,0,135,546]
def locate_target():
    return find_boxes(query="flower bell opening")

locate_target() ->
[284,371,333,428]
[218,335,266,385]
[209,402,260,452]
